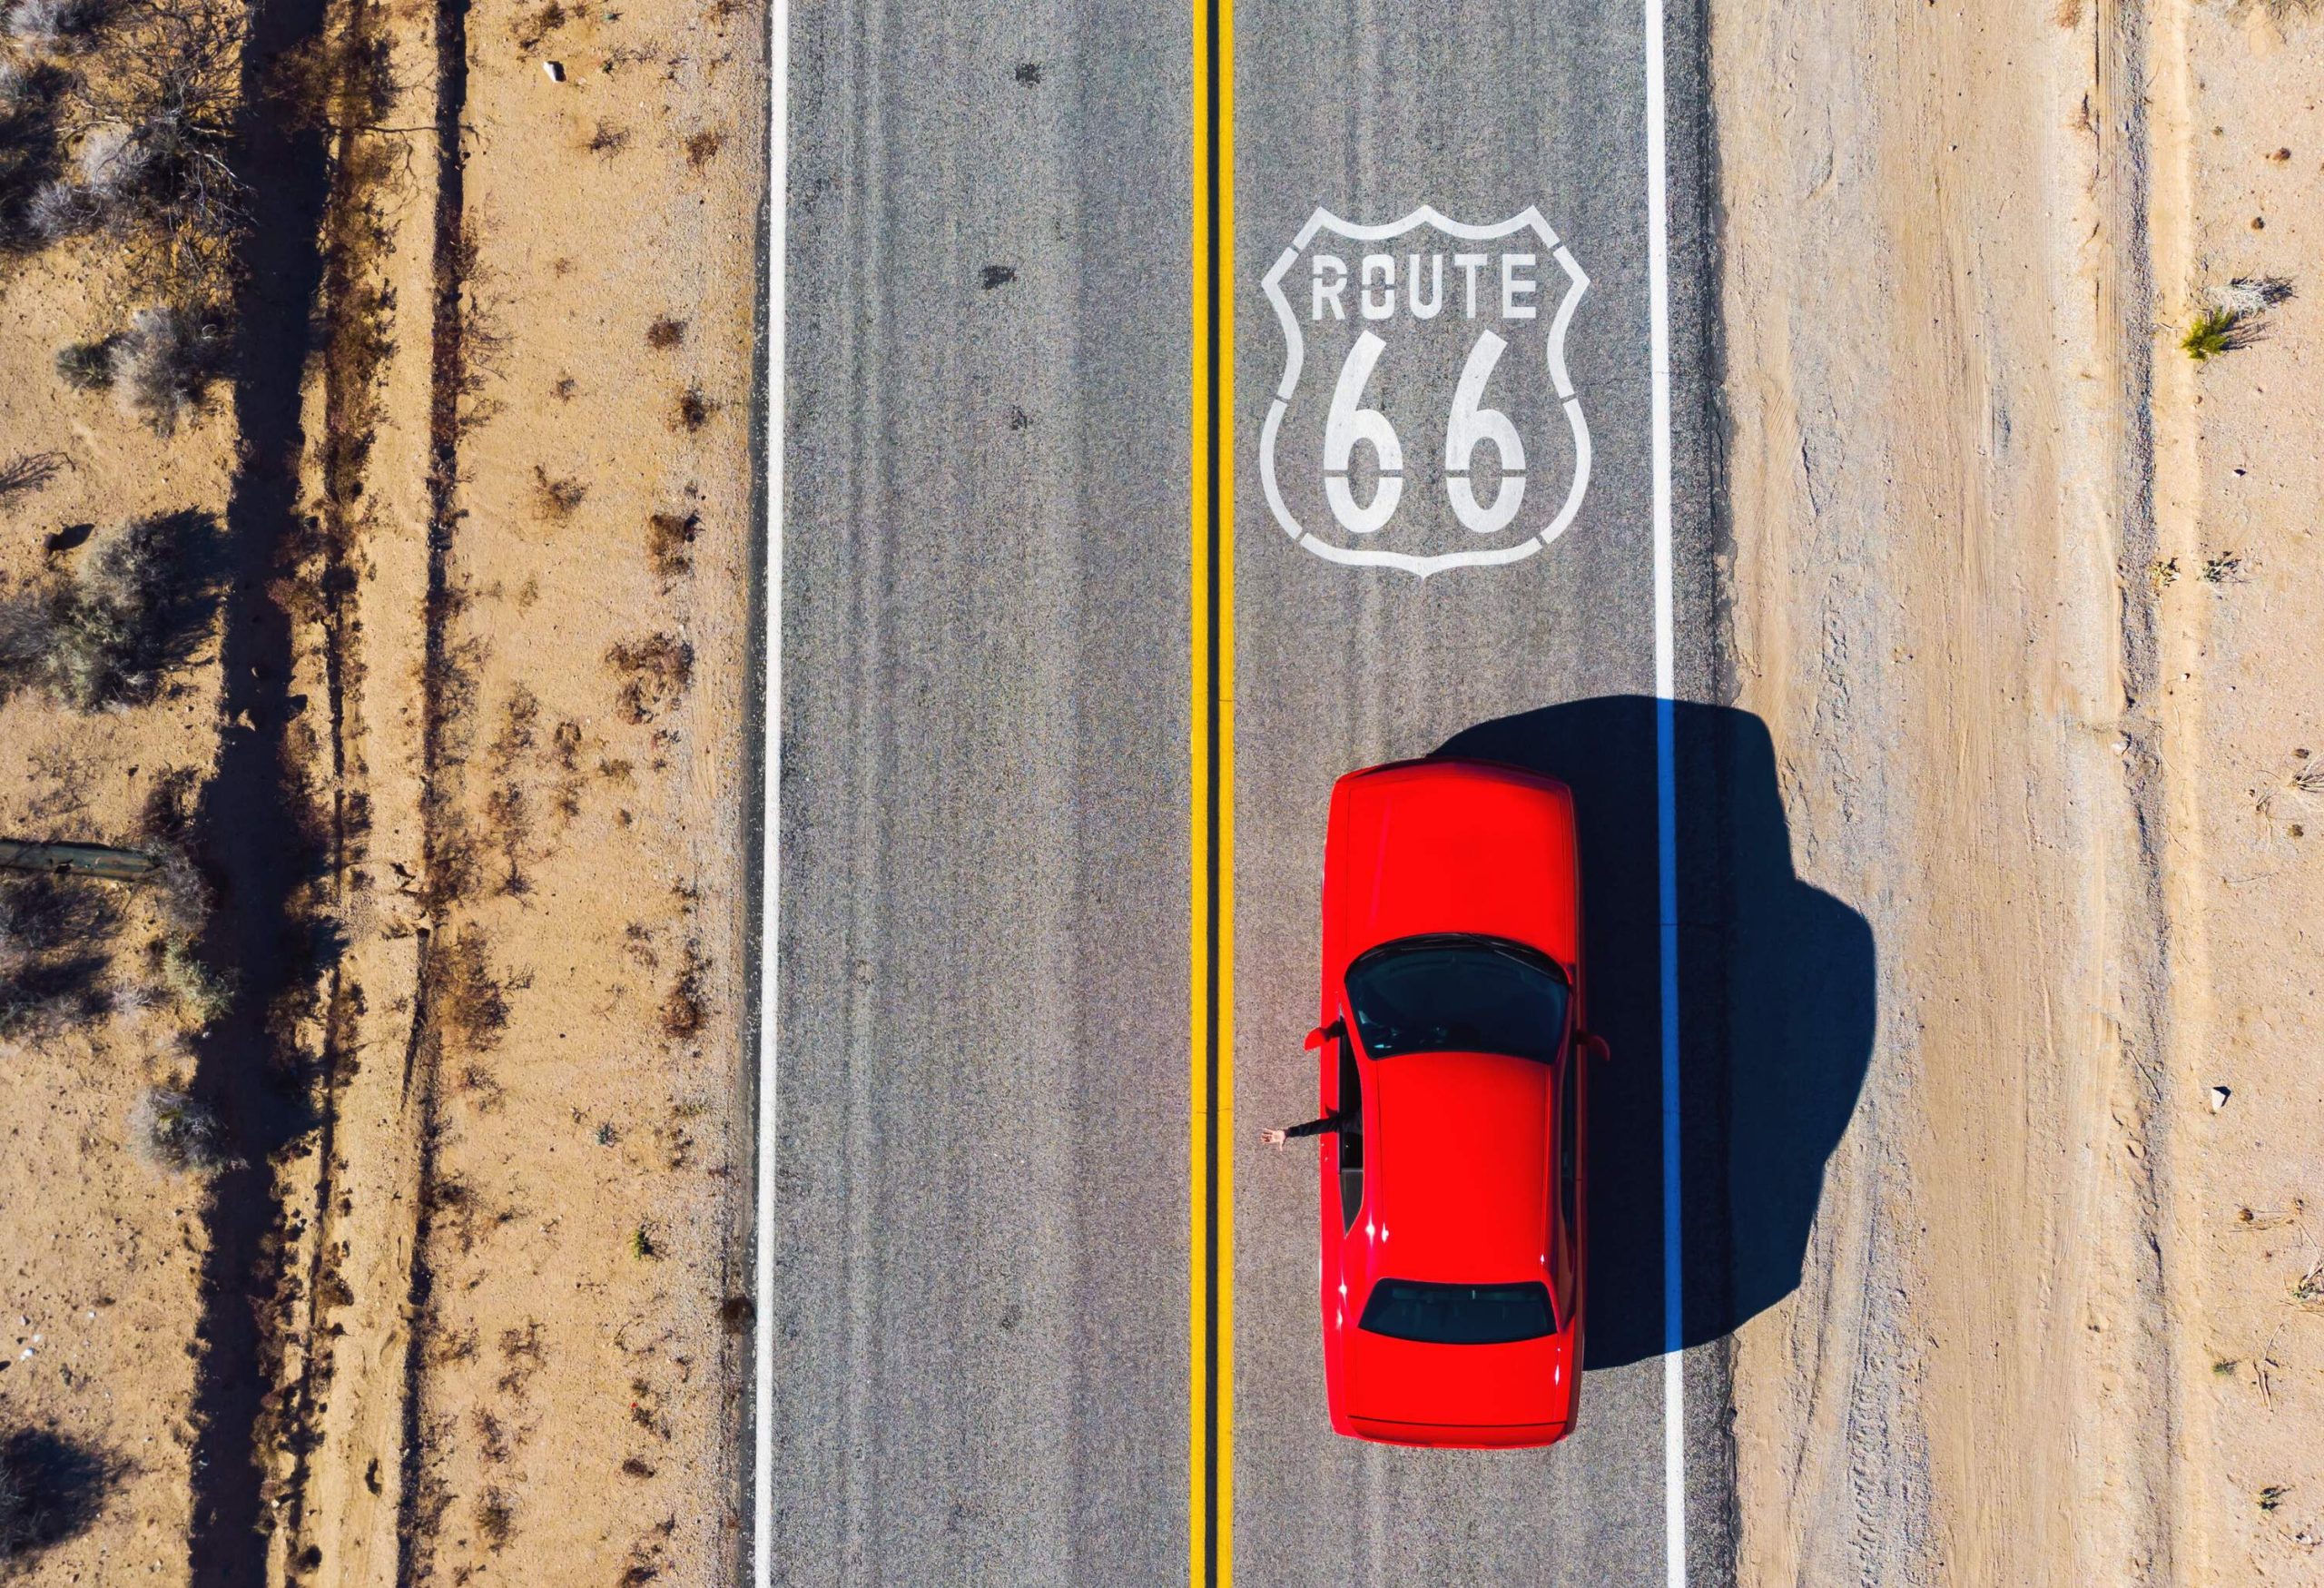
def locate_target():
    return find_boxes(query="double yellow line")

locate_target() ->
[1188,0,1235,1584]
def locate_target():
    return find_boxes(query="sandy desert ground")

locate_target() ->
[1718,0,2324,1578]
[0,0,763,1577]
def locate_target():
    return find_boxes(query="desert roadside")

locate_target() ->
[1714,0,2324,1578]
[1,0,763,1577]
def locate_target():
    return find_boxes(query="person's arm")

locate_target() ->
[1260,1111,1343,1147]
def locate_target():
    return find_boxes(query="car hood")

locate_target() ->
[1324,760,1579,971]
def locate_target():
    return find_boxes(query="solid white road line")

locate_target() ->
[754,0,788,1583]
[1643,0,1685,1577]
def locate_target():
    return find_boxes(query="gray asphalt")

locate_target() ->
[770,1,1731,1583]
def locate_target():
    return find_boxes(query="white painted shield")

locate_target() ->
[1258,206,1590,577]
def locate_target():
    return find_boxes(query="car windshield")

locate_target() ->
[1358,1278,1555,1345]
[1344,934,1570,1064]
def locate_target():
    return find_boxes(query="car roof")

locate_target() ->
[1359,1049,1551,1286]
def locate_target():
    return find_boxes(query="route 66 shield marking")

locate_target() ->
[1257,206,1591,577]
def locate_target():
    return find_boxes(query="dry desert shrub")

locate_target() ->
[532,465,587,520]
[674,381,716,432]
[24,0,246,281]
[0,952,109,1038]
[0,508,222,709]
[0,450,64,501]
[474,1486,516,1550]
[0,873,119,1038]
[103,304,225,432]
[53,337,113,389]
[646,509,698,578]
[130,1082,231,1171]
[437,930,509,1049]
[1,0,112,47]
[0,1427,113,1571]
[606,633,692,723]
[0,61,65,251]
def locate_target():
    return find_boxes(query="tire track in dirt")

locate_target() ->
[388,0,474,1570]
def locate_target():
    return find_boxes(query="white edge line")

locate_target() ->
[1646,0,1685,1573]
[754,0,786,1581]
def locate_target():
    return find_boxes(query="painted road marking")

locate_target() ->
[1257,207,1590,577]
[1645,0,1684,1569]
[753,0,787,1578]
[1190,0,1235,1581]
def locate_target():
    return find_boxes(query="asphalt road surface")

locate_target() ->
[765,1,1740,1583]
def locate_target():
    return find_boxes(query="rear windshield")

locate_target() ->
[1357,1278,1555,1346]
[1344,934,1570,1064]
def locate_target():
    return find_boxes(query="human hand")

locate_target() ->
[1261,1128,1288,1148]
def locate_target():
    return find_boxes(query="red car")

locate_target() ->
[1306,757,1604,1448]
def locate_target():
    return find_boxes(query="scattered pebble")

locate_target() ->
[2210,1085,2231,1112]
[544,59,566,82]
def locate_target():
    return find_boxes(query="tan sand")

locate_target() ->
[1714,0,2324,1577]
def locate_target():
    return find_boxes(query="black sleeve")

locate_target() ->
[1281,1114,1340,1140]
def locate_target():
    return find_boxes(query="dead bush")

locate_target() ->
[605,634,692,724]
[0,952,109,1038]
[660,942,704,1039]
[130,1083,231,1172]
[28,0,248,302]
[437,931,508,1050]
[673,382,716,432]
[105,304,225,433]
[646,510,698,578]
[0,508,222,709]
[645,315,684,349]
[532,465,587,519]
[0,873,120,953]
[3,0,111,48]
[0,1426,113,1570]
[0,451,64,502]
[474,1485,516,1550]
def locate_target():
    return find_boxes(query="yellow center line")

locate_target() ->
[1190,0,1235,1583]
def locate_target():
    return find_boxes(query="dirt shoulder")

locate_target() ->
[1713,0,2324,1578]
[1,0,762,1575]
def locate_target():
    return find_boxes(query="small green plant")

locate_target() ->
[629,1224,656,1260]
[596,1121,616,1146]
[2201,552,2243,585]
[2212,1357,2239,1377]
[54,340,114,390]
[2292,1266,2324,1309]
[2182,305,2260,361]
[2260,1484,2291,1512]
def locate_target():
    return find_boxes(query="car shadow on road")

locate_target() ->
[1436,696,1876,1370]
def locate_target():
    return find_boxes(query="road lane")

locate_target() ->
[769,5,1194,1582]
[1227,2,1729,1583]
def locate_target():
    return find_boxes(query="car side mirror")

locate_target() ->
[1580,1031,1610,1064]
[1305,1019,1344,1053]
